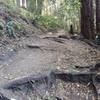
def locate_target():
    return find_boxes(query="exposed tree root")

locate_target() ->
[26,44,42,49]
[75,65,91,69]
[81,39,99,48]
[3,71,56,91]
[67,35,100,49]
[75,63,100,73]
[58,35,69,39]
[1,66,100,100]
[43,37,65,43]
[0,92,10,100]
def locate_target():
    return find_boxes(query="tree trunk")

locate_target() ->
[96,0,100,34]
[81,0,95,39]
[20,0,27,8]
[36,0,44,15]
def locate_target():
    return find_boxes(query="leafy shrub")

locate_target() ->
[38,15,63,32]
[20,8,33,20]
[14,23,24,31]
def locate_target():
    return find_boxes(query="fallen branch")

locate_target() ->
[43,37,65,43]
[58,35,69,39]
[3,71,56,91]
[26,44,42,49]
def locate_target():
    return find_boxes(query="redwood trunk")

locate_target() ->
[96,0,100,33]
[81,0,95,39]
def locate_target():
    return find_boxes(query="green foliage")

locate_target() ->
[3,0,20,15]
[0,19,5,30]
[38,15,62,31]
[4,1,33,20]
[20,8,33,20]
[6,19,16,37]
[56,0,80,31]
[1,0,81,32]
[14,23,24,31]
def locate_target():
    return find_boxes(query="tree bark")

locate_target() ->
[20,0,27,8]
[96,0,100,33]
[81,0,95,39]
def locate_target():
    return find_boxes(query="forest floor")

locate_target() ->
[0,29,100,100]
[0,3,100,99]
[0,30,100,84]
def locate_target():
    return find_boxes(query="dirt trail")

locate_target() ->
[0,31,100,81]
[0,31,100,100]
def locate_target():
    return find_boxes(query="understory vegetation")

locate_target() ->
[0,0,81,34]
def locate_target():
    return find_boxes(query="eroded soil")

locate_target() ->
[0,30,100,100]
